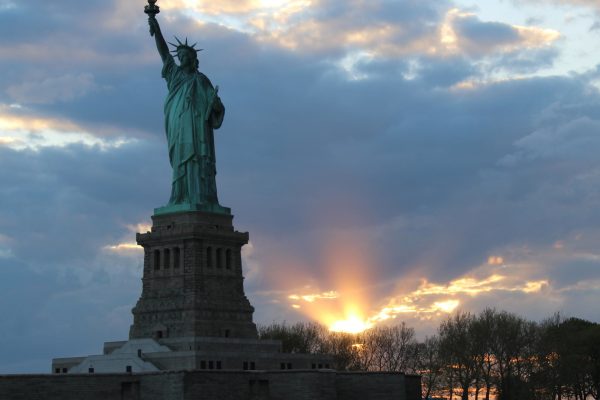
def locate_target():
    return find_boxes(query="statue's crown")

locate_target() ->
[168,36,203,54]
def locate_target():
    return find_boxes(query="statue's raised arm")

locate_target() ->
[148,17,170,63]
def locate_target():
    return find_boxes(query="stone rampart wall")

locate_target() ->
[0,370,421,400]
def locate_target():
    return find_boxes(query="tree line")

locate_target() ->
[258,309,600,400]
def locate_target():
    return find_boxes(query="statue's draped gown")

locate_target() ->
[162,55,225,207]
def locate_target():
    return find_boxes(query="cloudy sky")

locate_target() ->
[2,0,600,372]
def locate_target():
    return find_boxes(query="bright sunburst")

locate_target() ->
[329,316,373,334]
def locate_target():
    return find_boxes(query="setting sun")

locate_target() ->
[330,316,373,334]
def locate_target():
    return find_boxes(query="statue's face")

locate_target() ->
[178,49,197,70]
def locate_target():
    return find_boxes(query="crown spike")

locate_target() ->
[174,36,183,45]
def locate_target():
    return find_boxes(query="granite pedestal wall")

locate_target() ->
[130,211,257,340]
[0,370,421,400]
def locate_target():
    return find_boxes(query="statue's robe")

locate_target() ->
[162,54,225,207]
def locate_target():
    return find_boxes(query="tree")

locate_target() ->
[322,331,363,370]
[471,308,499,400]
[582,323,600,400]
[356,324,418,372]
[489,311,537,400]
[417,335,445,400]
[258,321,327,354]
[533,313,564,400]
[439,311,479,400]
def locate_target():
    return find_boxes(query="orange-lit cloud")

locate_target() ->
[127,223,152,234]
[0,105,80,133]
[488,256,504,265]
[0,104,135,151]
[103,243,143,254]
[514,25,560,48]
[161,0,311,16]
[252,6,560,63]
[102,222,153,255]
[152,1,559,68]
[438,8,559,57]
[288,290,338,303]
[0,137,23,147]
[330,316,373,334]
[281,258,551,333]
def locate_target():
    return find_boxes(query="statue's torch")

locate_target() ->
[144,0,160,19]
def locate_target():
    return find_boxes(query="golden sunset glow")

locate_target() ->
[0,113,79,133]
[451,80,478,91]
[164,0,311,19]
[104,243,143,253]
[437,8,559,56]
[127,223,152,234]
[514,25,560,48]
[288,290,339,303]
[258,0,292,8]
[521,280,548,293]
[488,256,504,265]
[440,8,469,52]
[330,316,373,334]
[0,106,133,151]
[0,137,20,146]
[285,262,551,333]
[432,300,460,313]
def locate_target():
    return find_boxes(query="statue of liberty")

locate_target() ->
[148,14,229,215]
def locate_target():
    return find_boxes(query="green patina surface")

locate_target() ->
[148,15,230,216]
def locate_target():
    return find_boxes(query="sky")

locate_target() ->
[1,0,600,373]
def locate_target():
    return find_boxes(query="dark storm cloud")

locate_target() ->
[414,56,478,87]
[0,141,168,266]
[0,256,141,373]
[219,57,600,288]
[0,141,160,373]
[308,0,445,37]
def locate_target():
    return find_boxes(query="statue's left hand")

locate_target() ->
[212,93,223,112]
[148,17,159,36]
[208,86,219,108]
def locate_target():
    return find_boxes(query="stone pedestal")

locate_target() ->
[129,211,258,340]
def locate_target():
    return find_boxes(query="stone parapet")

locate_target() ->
[1,370,421,400]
